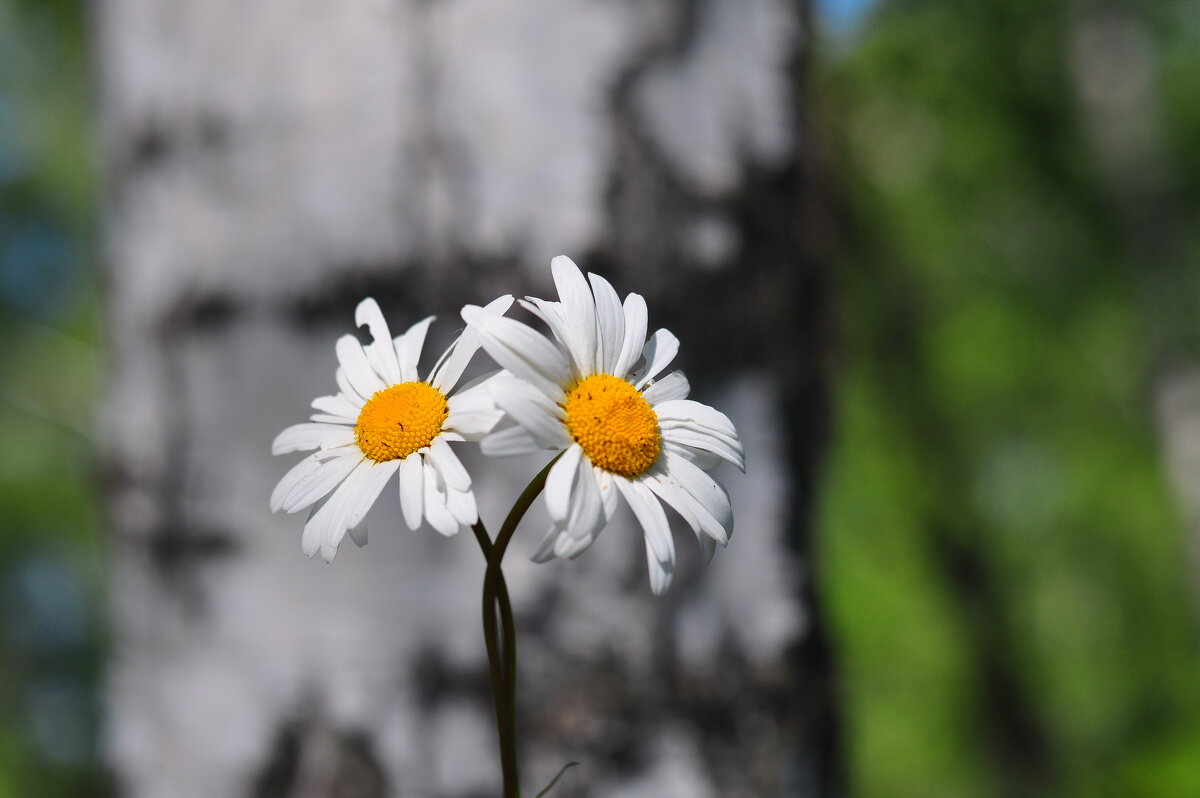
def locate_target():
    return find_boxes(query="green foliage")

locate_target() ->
[0,0,104,795]
[817,0,1200,795]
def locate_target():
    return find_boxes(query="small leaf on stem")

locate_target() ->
[534,761,580,797]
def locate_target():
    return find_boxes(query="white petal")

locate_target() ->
[655,399,740,443]
[448,384,499,416]
[698,533,717,564]
[644,471,700,530]
[311,414,354,424]
[428,337,473,394]
[634,329,680,389]
[462,305,571,399]
[642,371,690,405]
[588,272,624,375]
[271,453,324,512]
[554,527,597,560]
[483,293,517,315]
[355,298,401,384]
[613,293,648,377]
[656,397,744,471]
[544,444,583,522]
[394,316,435,383]
[519,298,573,358]
[318,430,357,451]
[337,335,386,399]
[344,459,400,530]
[594,466,619,520]
[446,387,504,439]
[481,424,543,457]
[311,393,361,420]
[615,477,675,567]
[429,295,513,392]
[445,486,479,526]
[423,467,461,536]
[447,411,503,440]
[564,464,606,542]
[303,459,372,561]
[428,437,471,492]
[336,368,366,406]
[646,537,674,595]
[658,417,741,451]
[279,451,362,514]
[301,494,331,557]
[550,256,596,375]
[320,481,368,562]
[661,427,745,472]
[487,377,570,449]
[347,522,368,547]
[645,468,728,546]
[662,451,733,540]
[272,422,353,455]
[452,368,504,397]
[530,526,563,563]
[664,440,724,471]
[397,454,424,531]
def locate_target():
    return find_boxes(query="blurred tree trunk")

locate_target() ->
[97,1,837,796]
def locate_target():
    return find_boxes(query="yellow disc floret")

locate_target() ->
[354,381,449,463]
[563,374,661,477]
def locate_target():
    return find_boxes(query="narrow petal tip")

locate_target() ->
[550,255,582,275]
[354,297,381,326]
[484,294,515,314]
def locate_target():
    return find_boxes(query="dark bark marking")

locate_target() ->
[123,111,233,177]
[146,526,239,574]
[411,647,491,711]
[251,722,303,798]
[160,291,243,337]
[251,720,387,798]
[282,264,431,329]
[598,2,843,791]
[129,118,171,173]
[325,732,387,798]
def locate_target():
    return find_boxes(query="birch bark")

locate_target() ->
[98,2,838,795]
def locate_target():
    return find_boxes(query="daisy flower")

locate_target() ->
[271,295,512,562]
[461,257,744,594]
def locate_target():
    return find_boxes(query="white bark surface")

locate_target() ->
[99,2,832,796]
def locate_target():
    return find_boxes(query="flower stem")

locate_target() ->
[476,454,562,798]
[471,522,515,794]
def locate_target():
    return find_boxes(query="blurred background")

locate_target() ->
[1,0,1199,796]
[0,0,105,795]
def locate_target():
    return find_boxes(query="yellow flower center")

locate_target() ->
[563,374,661,477]
[354,381,449,463]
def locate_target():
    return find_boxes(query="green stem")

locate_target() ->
[482,454,562,798]
[472,522,517,796]
[499,565,518,745]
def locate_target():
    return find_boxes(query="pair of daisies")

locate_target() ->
[271,257,743,594]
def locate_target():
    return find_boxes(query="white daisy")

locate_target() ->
[461,256,744,594]
[271,295,512,562]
